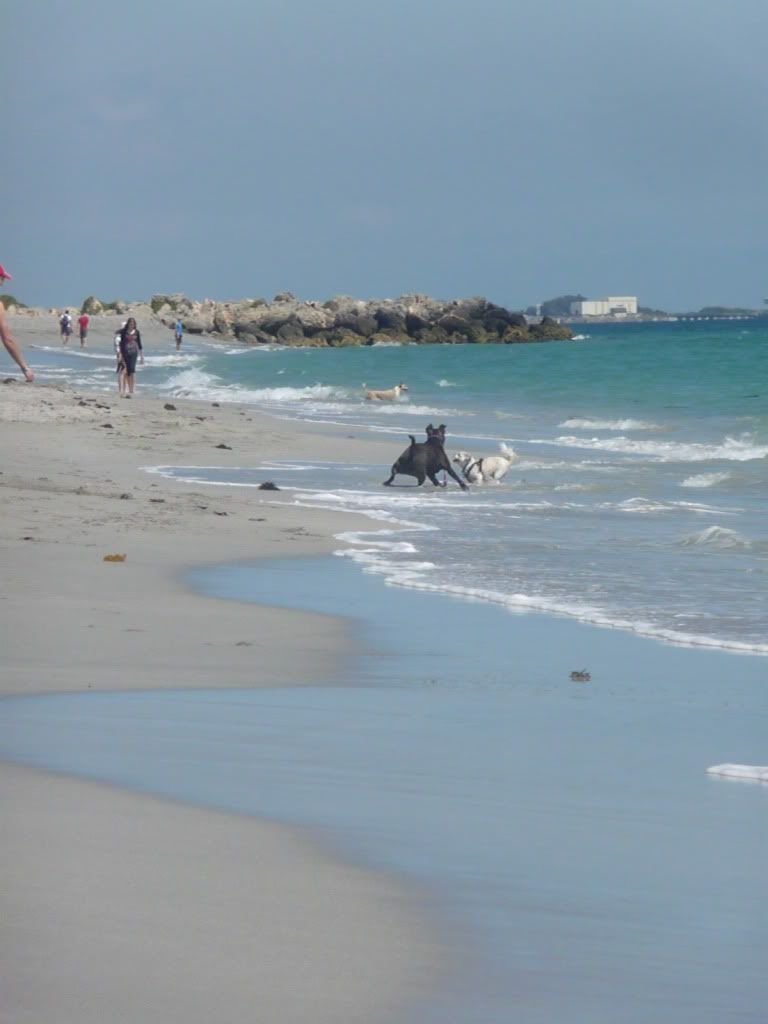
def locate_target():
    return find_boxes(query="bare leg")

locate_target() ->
[0,308,34,381]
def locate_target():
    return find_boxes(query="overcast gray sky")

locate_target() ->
[5,0,767,310]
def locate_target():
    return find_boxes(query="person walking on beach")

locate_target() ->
[78,311,89,347]
[59,309,73,344]
[59,307,73,344]
[173,317,183,351]
[118,317,144,397]
[114,323,127,396]
[0,264,34,382]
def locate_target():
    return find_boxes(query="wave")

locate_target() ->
[158,368,347,405]
[559,417,661,431]
[681,472,731,488]
[364,402,463,417]
[31,346,114,362]
[549,433,768,463]
[679,526,751,549]
[143,354,201,367]
[609,497,732,515]
[569,334,590,341]
[437,379,458,388]
[333,530,768,655]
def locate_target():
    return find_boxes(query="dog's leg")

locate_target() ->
[382,466,397,486]
[445,463,469,490]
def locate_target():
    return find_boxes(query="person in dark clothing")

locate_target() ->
[118,317,144,396]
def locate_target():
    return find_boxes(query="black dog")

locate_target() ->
[383,431,468,489]
[425,423,447,443]
[425,423,447,482]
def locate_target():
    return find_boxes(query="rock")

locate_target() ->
[276,322,305,343]
[257,481,280,490]
[163,403,177,411]
[327,328,365,347]
[405,311,429,334]
[212,307,233,334]
[333,312,378,337]
[528,316,572,341]
[293,304,333,333]
[81,296,104,315]
[437,314,472,337]
[273,291,296,303]
[214,443,232,450]
[236,327,274,346]
[375,307,407,333]
[415,325,449,344]
[180,314,213,335]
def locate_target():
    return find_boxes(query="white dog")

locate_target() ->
[452,443,519,483]
[364,382,408,401]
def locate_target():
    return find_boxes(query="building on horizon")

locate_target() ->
[570,296,638,317]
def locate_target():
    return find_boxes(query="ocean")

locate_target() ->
[30,318,768,654]
[7,319,768,1022]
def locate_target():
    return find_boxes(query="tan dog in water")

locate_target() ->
[364,382,408,401]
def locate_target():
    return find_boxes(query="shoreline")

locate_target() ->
[0,344,444,1023]
[4,317,766,1022]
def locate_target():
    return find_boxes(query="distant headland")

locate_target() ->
[527,293,767,323]
[2,291,572,346]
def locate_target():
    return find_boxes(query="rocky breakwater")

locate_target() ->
[149,292,572,346]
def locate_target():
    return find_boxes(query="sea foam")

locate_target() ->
[681,472,731,488]
[679,526,751,549]
[559,417,660,431]
[550,433,768,462]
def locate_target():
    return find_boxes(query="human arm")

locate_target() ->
[0,302,34,381]
[137,331,144,363]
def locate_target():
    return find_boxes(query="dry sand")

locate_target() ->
[0,325,444,1023]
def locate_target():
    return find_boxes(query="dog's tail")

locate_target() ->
[499,442,520,463]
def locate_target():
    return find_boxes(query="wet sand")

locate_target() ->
[0,326,443,1024]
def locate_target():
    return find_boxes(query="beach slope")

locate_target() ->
[0,379,441,1024]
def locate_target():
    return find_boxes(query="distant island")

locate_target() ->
[526,294,766,323]
[4,292,572,346]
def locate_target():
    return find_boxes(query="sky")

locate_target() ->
[5,0,767,311]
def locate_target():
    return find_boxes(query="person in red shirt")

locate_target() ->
[78,312,90,347]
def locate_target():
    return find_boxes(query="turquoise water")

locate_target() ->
[147,322,768,653]
[2,557,767,1022]
[4,322,768,1021]
[21,321,768,650]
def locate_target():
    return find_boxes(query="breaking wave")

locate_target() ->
[681,472,731,488]
[549,433,768,462]
[559,417,661,431]
[679,526,751,549]
[158,367,346,405]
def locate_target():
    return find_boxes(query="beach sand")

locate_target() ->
[0,326,443,1024]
